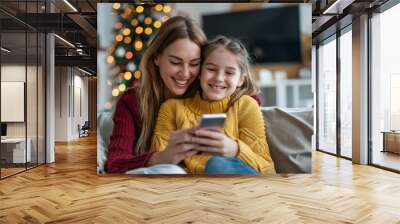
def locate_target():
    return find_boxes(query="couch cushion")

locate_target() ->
[98,107,314,174]
[261,107,313,173]
[97,112,114,174]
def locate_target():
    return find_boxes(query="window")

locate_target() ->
[339,28,352,158]
[371,2,400,171]
[317,36,337,154]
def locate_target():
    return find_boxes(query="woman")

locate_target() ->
[105,16,207,174]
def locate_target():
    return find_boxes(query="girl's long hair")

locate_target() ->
[136,16,206,154]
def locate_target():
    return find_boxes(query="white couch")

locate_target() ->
[97,107,313,174]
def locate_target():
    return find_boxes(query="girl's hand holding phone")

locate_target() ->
[192,127,239,158]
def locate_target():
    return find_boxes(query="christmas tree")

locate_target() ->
[107,3,171,98]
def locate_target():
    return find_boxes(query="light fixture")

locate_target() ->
[54,34,75,48]
[77,67,93,76]
[1,47,11,53]
[63,0,78,12]
[322,0,354,15]
[76,48,83,55]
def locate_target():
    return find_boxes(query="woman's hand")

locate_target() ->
[191,128,239,158]
[147,127,199,166]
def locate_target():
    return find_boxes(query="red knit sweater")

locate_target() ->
[105,89,262,173]
[105,89,155,173]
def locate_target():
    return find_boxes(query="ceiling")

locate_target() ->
[0,0,98,74]
[311,0,389,42]
[0,0,395,74]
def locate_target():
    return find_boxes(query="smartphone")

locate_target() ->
[199,113,226,128]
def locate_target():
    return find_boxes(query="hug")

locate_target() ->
[105,16,275,175]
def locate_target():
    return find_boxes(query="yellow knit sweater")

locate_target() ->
[151,92,276,175]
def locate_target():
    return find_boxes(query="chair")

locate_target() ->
[78,121,90,138]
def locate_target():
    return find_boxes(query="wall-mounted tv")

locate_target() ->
[202,5,301,64]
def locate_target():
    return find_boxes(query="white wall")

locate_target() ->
[1,65,36,137]
[54,67,68,141]
[1,64,46,164]
[54,67,89,141]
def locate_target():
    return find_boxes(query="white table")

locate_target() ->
[1,138,31,163]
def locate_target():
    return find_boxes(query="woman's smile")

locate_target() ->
[172,77,190,87]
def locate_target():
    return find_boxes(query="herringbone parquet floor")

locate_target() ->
[1,135,400,223]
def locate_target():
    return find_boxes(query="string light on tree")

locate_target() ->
[124,71,132,80]
[153,21,161,29]
[127,62,136,71]
[122,28,131,36]
[163,5,171,13]
[135,26,143,34]
[112,88,120,97]
[108,3,172,98]
[144,17,152,25]
[154,4,163,12]
[113,3,120,10]
[134,41,143,51]
[134,70,141,79]
[105,102,112,109]
[118,83,127,92]
[162,16,170,22]
[136,5,144,13]
[124,36,132,44]
[107,55,114,64]
[144,27,152,35]
[114,22,122,29]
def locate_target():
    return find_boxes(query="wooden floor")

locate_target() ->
[373,151,400,171]
[1,135,400,223]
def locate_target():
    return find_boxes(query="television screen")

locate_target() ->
[202,6,301,63]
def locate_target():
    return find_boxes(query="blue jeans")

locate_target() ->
[205,156,258,175]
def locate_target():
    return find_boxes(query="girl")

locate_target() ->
[151,36,276,175]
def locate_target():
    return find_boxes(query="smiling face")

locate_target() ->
[154,38,201,98]
[200,46,244,101]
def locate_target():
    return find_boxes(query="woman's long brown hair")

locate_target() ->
[136,16,207,154]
